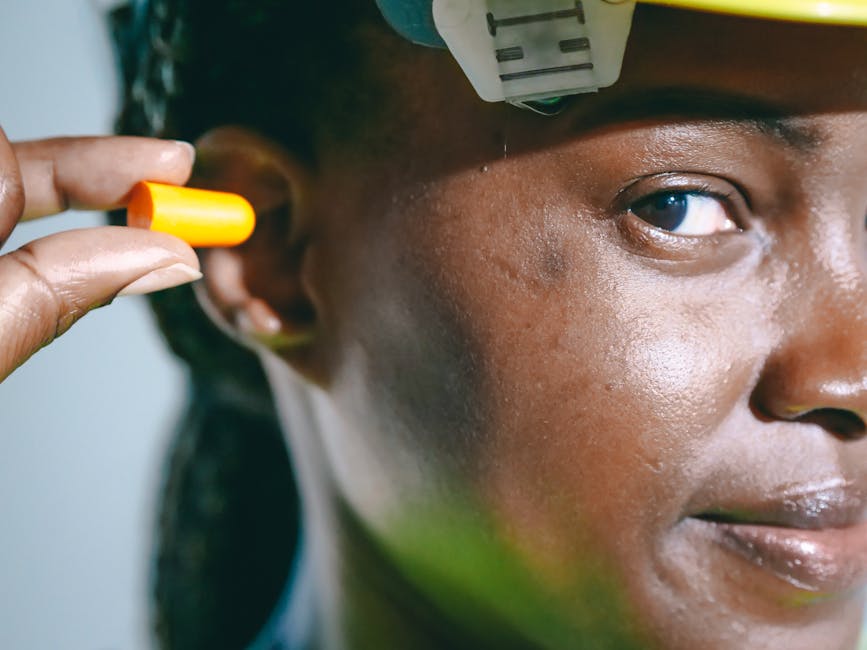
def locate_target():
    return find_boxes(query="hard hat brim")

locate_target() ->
[642,0,867,26]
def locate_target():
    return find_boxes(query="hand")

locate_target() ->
[0,128,201,382]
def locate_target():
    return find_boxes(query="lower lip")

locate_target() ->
[694,518,867,595]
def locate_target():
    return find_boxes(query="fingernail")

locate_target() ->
[118,263,202,297]
[173,140,196,163]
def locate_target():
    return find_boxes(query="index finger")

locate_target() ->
[13,136,195,222]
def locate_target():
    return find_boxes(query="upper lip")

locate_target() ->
[687,477,867,530]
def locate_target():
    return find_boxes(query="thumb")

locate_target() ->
[0,226,200,382]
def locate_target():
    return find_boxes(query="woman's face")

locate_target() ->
[277,7,867,648]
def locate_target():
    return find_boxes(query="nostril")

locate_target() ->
[796,408,867,441]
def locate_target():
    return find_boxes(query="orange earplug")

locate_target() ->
[126,181,256,247]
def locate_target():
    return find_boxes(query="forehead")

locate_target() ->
[334,7,867,189]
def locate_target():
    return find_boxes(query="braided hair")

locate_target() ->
[109,1,382,647]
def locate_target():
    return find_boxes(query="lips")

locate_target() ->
[686,478,867,595]
[694,519,867,594]
[692,478,867,530]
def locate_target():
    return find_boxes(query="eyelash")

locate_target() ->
[629,185,738,209]
[680,183,735,205]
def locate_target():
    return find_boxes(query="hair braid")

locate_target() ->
[111,2,388,645]
[110,2,306,647]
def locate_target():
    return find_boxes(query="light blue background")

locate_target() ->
[0,1,186,647]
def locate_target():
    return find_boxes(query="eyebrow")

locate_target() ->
[572,86,824,151]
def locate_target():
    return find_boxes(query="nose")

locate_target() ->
[752,311,867,441]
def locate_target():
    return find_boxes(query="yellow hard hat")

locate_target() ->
[644,0,867,25]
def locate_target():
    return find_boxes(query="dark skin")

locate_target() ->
[193,6,867,649]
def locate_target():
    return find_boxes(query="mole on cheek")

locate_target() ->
[541,246,568,279]
[536,229,570,282]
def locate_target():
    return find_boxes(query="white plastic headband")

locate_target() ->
[432,0,637,104]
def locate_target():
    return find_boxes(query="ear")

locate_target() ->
[190,126,318,376]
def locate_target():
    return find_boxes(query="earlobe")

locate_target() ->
[197,248,316,354]
[189,126,317,358]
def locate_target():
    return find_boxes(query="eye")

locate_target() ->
[629,192,739,236]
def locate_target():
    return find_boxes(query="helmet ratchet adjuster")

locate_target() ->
[433,0,636,107]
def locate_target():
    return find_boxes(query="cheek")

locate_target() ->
[309,178,494,516]
[422,192,768,591]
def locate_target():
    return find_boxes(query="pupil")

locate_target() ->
[633,193,688,231]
